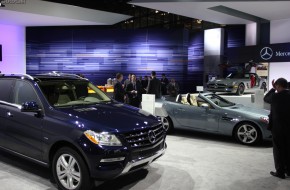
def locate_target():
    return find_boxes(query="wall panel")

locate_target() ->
[26,27,204,93]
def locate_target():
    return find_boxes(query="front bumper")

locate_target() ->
[262,129,272,141]
[87,138,167,180]
[207,86,238,93]
[121,142,166,174]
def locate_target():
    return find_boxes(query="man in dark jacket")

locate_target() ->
[167,78,179,97]
[146,71,161,99]
[113,73,125,103]
[264,78,290,179]
[161,73,169,95]
[126,74,142,107]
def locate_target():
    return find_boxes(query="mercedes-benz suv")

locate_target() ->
[0,72,166,190]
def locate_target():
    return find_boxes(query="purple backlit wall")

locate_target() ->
[0,24,26,74]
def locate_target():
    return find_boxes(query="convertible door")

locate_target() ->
[174,104,220,132]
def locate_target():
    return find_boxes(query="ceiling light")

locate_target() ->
[196,19,203,24]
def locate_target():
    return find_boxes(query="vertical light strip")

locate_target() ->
[204,28,223,56]
[0,24,26,74]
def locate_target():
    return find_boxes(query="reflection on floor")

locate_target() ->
[0,130,289,190]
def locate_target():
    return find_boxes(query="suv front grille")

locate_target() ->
[124,124,165,149]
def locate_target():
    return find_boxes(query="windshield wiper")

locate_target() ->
[54,104,73,108]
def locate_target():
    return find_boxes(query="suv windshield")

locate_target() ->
[38,80,111,107]
[204,94,235,107]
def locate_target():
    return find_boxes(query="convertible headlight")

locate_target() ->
[84,130,122,146]
[260,116,269,124]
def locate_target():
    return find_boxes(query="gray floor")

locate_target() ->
[0,130,289,190]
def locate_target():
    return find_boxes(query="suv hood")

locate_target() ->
[54,102,160,133]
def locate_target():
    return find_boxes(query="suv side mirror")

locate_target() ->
[21,101,42,113]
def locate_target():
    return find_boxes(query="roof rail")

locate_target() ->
[0,73,34,80]
[12,73,34,80]
[42,71,88,80]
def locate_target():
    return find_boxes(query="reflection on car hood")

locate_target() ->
[224,104,270,116]
[207,78,236,85]
[56,102,159,133]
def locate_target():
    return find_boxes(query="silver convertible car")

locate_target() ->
[155,93,271,145]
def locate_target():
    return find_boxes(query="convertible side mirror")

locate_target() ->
[201,103,209,110]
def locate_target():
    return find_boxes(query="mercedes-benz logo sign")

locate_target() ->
[148,130,156,144]
[260,47,273,60]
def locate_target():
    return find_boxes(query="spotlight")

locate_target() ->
[196,19,202,24]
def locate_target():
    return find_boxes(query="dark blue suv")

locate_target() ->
[0,73,166,190]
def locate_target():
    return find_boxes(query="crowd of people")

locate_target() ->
[113,71,179,108]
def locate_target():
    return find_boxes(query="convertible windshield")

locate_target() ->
[204,94,235,107]
[226,73,251,79]
[38,80,111,107]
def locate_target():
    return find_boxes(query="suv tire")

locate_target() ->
[52,147,92,190]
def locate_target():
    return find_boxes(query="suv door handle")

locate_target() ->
[6,112,13,117]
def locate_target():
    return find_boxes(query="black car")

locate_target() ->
[0,72,166,190]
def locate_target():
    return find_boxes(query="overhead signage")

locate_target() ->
[227,43,290,63]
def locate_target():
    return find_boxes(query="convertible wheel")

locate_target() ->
[236,83,245,96]
[52,147,92,190]
[234,123,261,145]
[162,116,174,133]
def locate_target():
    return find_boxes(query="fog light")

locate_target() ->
[100,157,125,162]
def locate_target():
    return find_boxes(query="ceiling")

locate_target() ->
[130,0,290,25]
[1,0,290,27]
[0,0,131,26]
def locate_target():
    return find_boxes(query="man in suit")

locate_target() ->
[167,78,179,97]
[146,71,161,99]
[126,74,142,107]
[264,78,290,179]
[123,73,132,91]
[161,73,169,95]
[142,75,149,92]
[113,73,125,103]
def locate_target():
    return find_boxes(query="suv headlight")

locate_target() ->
[84,130,122,146]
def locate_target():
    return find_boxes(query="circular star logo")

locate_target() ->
[260,47,273,60]
[148,130,156,144]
